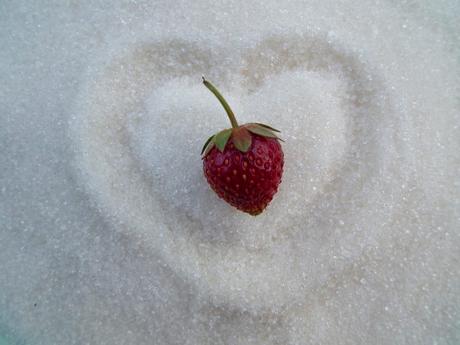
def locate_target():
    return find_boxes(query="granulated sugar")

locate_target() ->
[0,0,459,344]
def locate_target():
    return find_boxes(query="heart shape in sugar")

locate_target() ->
[72,35,403,310]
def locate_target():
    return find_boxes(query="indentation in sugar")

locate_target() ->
[72,36,405,309]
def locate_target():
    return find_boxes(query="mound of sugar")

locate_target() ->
[0,0,459,344]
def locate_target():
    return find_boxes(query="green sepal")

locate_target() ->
[246,124,280,140]
[201,134,215,155]
[203,141,215,156]
[232,127,252,152]
[214,128,232,152]
[254,122,281,133]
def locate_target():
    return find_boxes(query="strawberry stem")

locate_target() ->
[202,76,239,128]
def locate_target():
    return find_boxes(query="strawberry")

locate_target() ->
[201,77,284,216]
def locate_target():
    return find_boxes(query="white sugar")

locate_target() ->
[0,0,459,344]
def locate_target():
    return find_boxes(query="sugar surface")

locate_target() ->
[1,0,459,344]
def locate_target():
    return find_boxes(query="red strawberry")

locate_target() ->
[201,77,284,216]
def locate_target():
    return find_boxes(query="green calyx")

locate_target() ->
[201,76,283,157]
